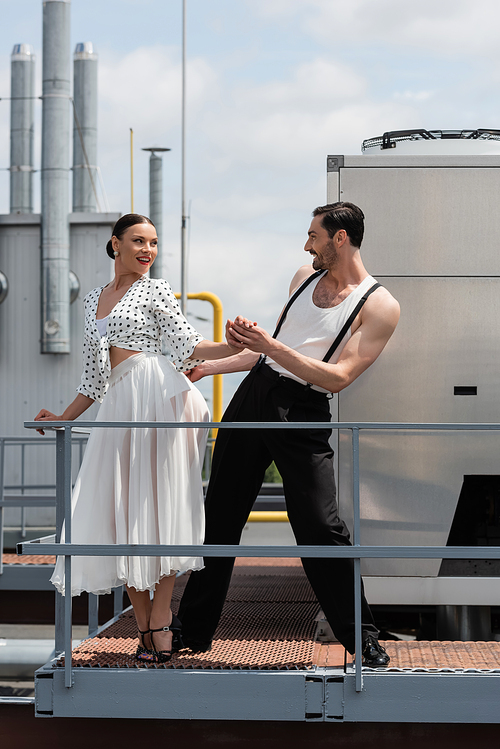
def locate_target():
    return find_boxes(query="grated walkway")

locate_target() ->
[2,553,56,565]
[56,559,500,673]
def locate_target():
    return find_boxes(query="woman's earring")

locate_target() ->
[113,251,119,257]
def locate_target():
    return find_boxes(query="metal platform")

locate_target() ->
[33,560,500,723]
[0,554,55,591]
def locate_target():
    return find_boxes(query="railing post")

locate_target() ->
[0,439,5,575]
[113,586,123,618]
[63,426,73,688]
[352,427,363,693]
[88,594,99,635]
[21,442,26,538]
[55,429,65,656]
[55,431,65,543]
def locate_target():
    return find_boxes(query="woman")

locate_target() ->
[35,213,238,664]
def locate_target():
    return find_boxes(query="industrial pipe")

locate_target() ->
[10,44,35,214]
[142,147,170,279]
[149,151,162,277]
[248,511,288,523]
[72,42,98,212]
[41,0,71,354]
[174,291,223,422]
[0,640,55,679]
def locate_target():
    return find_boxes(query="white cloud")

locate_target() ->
[393,90,435,103]
[94,44,424,230]
[186,223,306,330]
[198,70,419,171]
[253,0,500,59]
[99,46,217,130]
[239,59,367,110]
[95,45,219,214]
[90,41,427,324]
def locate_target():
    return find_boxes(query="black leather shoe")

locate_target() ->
[183,637,212,653]
[362,635,390,667]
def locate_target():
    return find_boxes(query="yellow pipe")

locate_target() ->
[248,511,289,523]
[174,291,223,423]
[130,128,134,213]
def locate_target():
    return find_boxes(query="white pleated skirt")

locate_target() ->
[51,352,210,596]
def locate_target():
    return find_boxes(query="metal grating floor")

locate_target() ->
[56,559,500,673]
[379,640,500,672]
[2,553,56,565]
[58,559,322,670]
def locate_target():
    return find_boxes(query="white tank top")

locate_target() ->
[266,273,377,392]
[96,315,108,337]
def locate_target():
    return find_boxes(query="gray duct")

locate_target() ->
[0,640,55,679]
[41,0,71,354]
[10,44,35,214]
[142,147,170,279]
[72,42,98,212]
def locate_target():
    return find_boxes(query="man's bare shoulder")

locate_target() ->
[363,285,400,331]
[289,264,316,294]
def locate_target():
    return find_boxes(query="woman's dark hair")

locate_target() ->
[106,213,156,259]
[312,202,365,248]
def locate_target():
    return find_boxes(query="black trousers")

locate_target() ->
[178,361,378,654]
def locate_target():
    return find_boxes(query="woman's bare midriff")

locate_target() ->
[110,346,141,369]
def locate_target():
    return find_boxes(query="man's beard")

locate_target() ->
[313,240,339,270]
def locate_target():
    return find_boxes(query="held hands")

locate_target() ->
[225,318,244,356]
[227,316,273,354]
[34,409,63,436]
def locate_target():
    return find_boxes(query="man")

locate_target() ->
[179,202,400,666]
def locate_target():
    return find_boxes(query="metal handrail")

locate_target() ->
[0,431,215,554]
[0,434,89,572]
[19,419,500,693]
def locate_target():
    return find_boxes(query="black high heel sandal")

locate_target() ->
[135,629,154,661]
[150,614,184,663]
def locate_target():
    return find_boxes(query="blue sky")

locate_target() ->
[1,0,499,401]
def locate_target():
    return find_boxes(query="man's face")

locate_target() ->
[304,214,341,271]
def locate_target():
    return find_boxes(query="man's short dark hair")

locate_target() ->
[312,202,365,248]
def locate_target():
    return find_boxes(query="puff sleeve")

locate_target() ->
[152,280,205,371]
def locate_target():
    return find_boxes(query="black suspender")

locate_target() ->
[271,271,381,363]
[321,282,381,363]
[271,270,325,340]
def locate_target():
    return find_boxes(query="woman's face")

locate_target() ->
[112,222,158,275]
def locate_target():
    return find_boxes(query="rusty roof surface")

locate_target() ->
[2,553,56,565]
[56,559,500,673]
[380,640,500,671]
[234,557,302,568]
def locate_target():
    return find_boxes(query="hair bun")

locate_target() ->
[106,239,114,259]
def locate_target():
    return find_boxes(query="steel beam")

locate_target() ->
[16,541,500,559]
[34,666,500,723]
[44,668,313,720]
[23,420,500,431]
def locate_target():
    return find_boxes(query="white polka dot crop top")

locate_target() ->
[76,276,204,402]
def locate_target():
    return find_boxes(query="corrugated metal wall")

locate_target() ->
[0,212,119,527]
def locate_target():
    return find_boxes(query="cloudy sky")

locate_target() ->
[0,0,497,402]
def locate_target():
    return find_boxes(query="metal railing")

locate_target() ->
[18,419,500,694]
[0,435,89,574]
[0,434,216,573]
